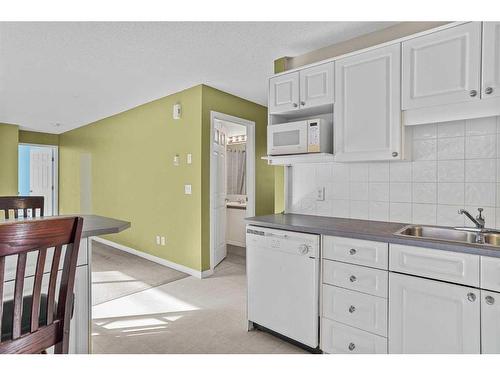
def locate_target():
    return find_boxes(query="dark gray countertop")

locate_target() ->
[0,214,130,238]
[246,213,500,258]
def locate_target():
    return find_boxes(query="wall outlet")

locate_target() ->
[156,235,161,245]
[316,187,325,201]
[187,153,192,164]
[161,236,166,246]
[184,184,192,195]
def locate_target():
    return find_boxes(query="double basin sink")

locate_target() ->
[396,225,500,248]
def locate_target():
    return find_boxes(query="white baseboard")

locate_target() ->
[92,237,213,279]
[227,240,246,248]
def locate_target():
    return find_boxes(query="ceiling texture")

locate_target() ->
[0,22,395,134]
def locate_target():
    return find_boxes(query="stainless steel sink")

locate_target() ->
[395,225,500,247]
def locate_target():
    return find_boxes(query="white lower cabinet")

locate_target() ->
[389,272,480,354]
[481,290,500,354]
[321,319,387,354]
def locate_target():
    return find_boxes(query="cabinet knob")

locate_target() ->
[349,305,356,313]
[486,295,495,305]
[469,90,478,97]
[293,103,298,108]
[349,248,357,255]
[348,342,356,351]
[467,292,476,302]
[349,275,357,283]
[392,151,398,157]
[485,87,494,95]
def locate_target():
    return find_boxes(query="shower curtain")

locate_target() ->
[227,144,246,195]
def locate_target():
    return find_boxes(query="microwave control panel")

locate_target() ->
[307,121,320,152]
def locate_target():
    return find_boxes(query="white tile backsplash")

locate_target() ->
[289,116,500,229]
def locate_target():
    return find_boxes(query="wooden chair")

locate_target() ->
[0,196,45,219]
[0,217,83,354]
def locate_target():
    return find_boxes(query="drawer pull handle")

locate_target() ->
[349,305,356,313]
[349,275,357,282]
[467,292,476,302]
[486,295,495,305]
[348,343,356,351]
[349,248,357,255]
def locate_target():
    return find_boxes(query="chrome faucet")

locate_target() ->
[455,208,487,243]
[457,208,485,230]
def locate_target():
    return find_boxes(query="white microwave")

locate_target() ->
[267,119,332,156]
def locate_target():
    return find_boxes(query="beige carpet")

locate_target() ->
[91,241,189,306]
[92,252,307,354]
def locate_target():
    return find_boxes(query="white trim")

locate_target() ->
[92,237,213,279]
[210,111,255,272]
[403,97,500,126]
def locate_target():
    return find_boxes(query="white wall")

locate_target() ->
[289,116,500,230]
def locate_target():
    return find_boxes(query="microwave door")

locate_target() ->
[268,122,308,155]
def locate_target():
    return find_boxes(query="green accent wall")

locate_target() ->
[58,84,274,272]
[19,130,60,146]
[200,85,274,270]
[274,166,285,213]
[273,57,289,74]
[59,85,204,270]
[0,123,19,196]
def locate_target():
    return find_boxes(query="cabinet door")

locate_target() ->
[482,22,500,99]
[389,273,480,354]
[334,43,401,162]
[402,22,482,109]
[299,62,334,108]
[269,71,299,114]
[481,290,500,354]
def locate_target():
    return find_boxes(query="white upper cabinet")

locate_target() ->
[402,22,482,110]
[482,22,500,99]
[334,43,401,162]
[269,71,300,114]
[269,62,334,114]
[389,273,480,354]
[299,63,334,109]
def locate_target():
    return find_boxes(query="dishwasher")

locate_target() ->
[246,225,320,348]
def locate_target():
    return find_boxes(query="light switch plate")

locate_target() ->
[161,236,166,246]
[187,153,192,164]
[184,184,192,195]
[156,236,161,245]
[316,187,325,201]
[173,154,180,166]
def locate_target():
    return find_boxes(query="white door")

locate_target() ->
[481,290,500,354]
[29,146,54,216]
[212,125,227,266]
[334,43,401,162]
[402,22,482,109]
[269,71,300,114]
[389,273,480,354]
[482,22,500,99]
[299,62,334,108]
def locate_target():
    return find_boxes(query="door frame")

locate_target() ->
[209,111,255,272]
[18,143,59,215]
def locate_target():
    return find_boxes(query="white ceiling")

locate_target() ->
[0,22,395,134]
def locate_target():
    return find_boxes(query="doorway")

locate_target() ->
[18,144,58,216]
[210,111,255,271]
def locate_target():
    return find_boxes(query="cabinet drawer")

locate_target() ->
[321,319,387,354]
[389,244,479,287]
[322,284,387,336]
[323,260,388,298]
[481,256,500,292]
[323,236,388,270]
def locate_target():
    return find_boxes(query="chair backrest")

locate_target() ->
[0,196,45,219]
[0,217,83,354]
